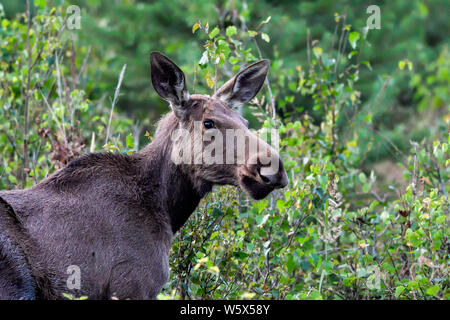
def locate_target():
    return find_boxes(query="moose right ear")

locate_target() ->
[150,52,190,119]
[213,60,269,109]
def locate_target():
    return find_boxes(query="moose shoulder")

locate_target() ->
[0,52,288,300]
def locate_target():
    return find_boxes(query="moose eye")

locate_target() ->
[203,120,215,129]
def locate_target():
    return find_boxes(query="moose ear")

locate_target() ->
[150,52,190,119]
[214,60,269,109]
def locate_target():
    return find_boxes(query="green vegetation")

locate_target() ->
[0,0,448,300]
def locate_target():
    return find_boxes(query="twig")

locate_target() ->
[432,160,447,197]
[105,64,127,145]
[22,0,32,188]
[192,62,198,94]
[0,130,23,161]
[70,36,79,88]
[54,52,68,147]
[239,12,277,125]
[40,90,65,136]
[410,140,419,201]
[370,190,386,202]
[77,45,92,83]
[306,28,312,73]
[331,100,337,160]
[335,15,347,74]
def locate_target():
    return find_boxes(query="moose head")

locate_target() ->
[150,52,289,200]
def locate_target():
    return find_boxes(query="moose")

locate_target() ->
[0,52,288,299]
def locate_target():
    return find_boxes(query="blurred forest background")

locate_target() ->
[0,0,448,299]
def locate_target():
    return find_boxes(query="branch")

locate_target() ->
[22,0,32,188]
[105,64,127,145]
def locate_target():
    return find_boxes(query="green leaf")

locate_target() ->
[406,60,413,70]
[405,229,422,247]
[408,280,419,290]
[8,175,17,184]
[348,31,360,49]
[192,22,200,34]
[229,56,239,65]
[362,61,372,71]
[261,16,271,25]
[362,183,371,193]
[205,72,214,88]
[432,229,443,250]
[395,286,405,297]
[308,290,323,300]
[210,231,219,240]
[226,26,237,37]
[248,30,258,37]
[1,19,9,29]
[334,12,340,23]
[209,27,219,39]
[256,214,269,227]
[418,2,429,17]
[199,51,208,65]
[358,172,367,183]
[425,284,440,296]
[362,26,369,39]
[276,199,286,212]
[35,0,46,9]
[62,293,74,300]
[203,21,209,33]
[348,50,358,59]
[261,33,270,43]
[312,47,323,58]
[126,134,134,149]
[436,215,446,224]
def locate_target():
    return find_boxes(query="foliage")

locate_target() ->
[0,1,132,189]
[158,17,449,300]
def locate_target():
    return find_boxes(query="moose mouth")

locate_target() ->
[239,175,276,200]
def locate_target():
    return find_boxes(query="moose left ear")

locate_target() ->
[150,52,190,119]
[214,60,269,109]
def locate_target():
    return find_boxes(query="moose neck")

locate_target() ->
[138,114,211,234]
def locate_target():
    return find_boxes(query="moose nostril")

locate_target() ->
[257,166,289,188]
[258,167,276,186]
[260,173,271,184]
